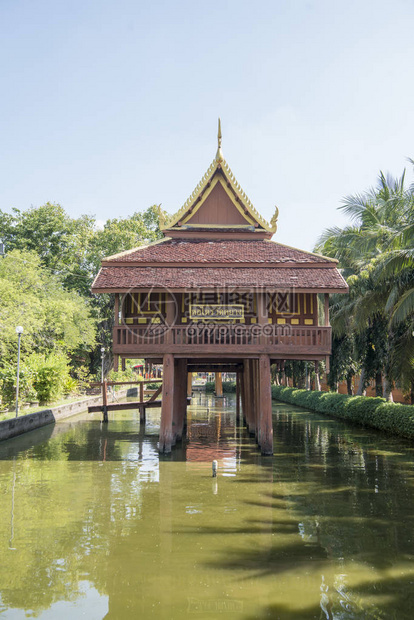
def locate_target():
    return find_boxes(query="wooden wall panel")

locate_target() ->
[187,182,248,226]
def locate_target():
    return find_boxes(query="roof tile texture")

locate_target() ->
[104,239,335,265]
[92,266,347,291]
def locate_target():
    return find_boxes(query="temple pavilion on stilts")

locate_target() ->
[92,121,348,455]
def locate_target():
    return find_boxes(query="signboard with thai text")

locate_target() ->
[189,304,244,320]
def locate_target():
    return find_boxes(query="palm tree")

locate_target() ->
[316,166,414,401]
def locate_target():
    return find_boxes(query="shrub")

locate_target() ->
[223,381,236,393]
[272,385,414,439]
[205,381,215,393]
[203,380,236,393]
[28,352,71,404]
[0,363,36,405]
[63,376,78,395]
[146,381,161,389]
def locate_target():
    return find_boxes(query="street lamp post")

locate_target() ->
[101,347,105,384]
[15,326,24,418]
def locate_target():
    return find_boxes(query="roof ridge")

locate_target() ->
[263,239,338,263]
[163,158,217,230]
[103,237,171,262]
[221,159,275,232]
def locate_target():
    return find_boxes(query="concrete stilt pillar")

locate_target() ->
[246,360,256,435]
[187,372,193,397]
[253,359,260,444]
[258,354,273,455]
[215,372,223,397]
[236,372,241,422]
[159,353,174,453]
[240,363,247,425]
[173,359,187,442]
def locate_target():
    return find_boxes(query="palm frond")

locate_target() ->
[391,289,414,326]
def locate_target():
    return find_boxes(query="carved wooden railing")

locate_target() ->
[113,324,331,351]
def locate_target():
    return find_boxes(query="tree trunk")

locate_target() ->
[411,379,414,406]
[346,375,353,396]
[356,368,366,396]
[314,362,321,391]
[383,376,393,402]
[375,372,382,397]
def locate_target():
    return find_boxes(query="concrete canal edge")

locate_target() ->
[0,390,128,443]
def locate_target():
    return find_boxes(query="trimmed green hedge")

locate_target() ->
[205,381,236,393]
[272,385,414,439]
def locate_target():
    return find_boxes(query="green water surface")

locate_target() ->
[1,394,414,619]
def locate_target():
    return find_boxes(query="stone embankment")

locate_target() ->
[0,391,127,442]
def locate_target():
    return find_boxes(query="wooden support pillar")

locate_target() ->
[325,291,331,377]
[243,361,251,429]
[121,358,126,372]
[254,359,261,443]
[256,292,268,344]
[187,372,193,397]
[246,360,256,435]
[159,353,174,453]
[139,405,145,425]
[324,293,330,326]
[215,372,223,397]
[240,363,247,425]
[113,294,119,374]
[114,293,119,325]
[166,292,176,344]
[258,354,273,455]
[173,359,187,443]
[252,360,259,437]
[236,372,241,422]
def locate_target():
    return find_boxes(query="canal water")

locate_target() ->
[1,394,414,619]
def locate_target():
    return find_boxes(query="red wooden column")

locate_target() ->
[113,293,119,372]
[215,372,223,397]
[253,359,261,444]
[159,353,174,453]
[324,293,331,374]
[236,371,241,422]
[240,362,247,425]
[173,358,187,443]
[244,360,253,432]
[247,359,256,436]
[187,372,193,397]
[258,354,273,455]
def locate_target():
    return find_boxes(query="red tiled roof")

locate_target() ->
[92,265,348,292]
[103,239,336,265]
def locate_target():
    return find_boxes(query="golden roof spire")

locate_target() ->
[216,117,224,163]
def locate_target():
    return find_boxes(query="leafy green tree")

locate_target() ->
[0,203,166,377]
[316,166,414,400]
[0,249,96,363]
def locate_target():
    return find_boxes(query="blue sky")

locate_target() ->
[1,0,413,251]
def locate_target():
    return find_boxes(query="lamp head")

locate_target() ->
[15,326,24,334]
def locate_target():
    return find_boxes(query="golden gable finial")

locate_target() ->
[270,205,279,233]
[216,117,224,163]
